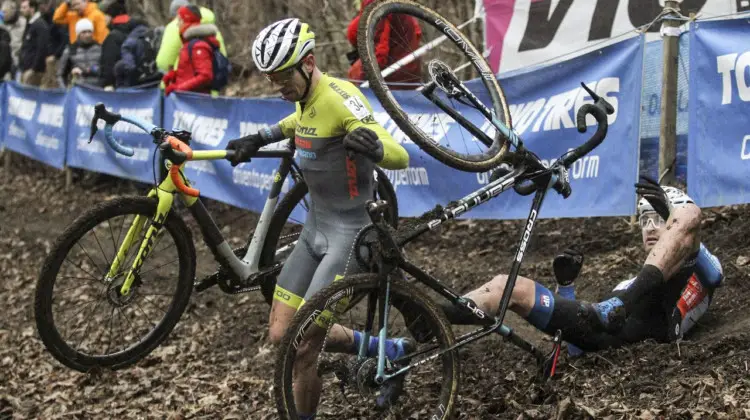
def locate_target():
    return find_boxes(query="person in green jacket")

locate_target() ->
[155,0,226,73]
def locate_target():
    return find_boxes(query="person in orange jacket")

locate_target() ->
[53,0,108,44]
[161,5,219,96]
[346,0,422,90]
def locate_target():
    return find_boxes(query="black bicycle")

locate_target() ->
[273,1,615,418]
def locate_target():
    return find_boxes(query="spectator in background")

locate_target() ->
[155,0,226,74]
[161,5,217,96]
[53,0,108,45]
[0,24,12,79]
[1,0,27,79]
[56,18,102,87]
[346,0,422,90]
[18,0,48,86]
[114,19,163,88]
[40,0,68,87]
[99,0,139,89]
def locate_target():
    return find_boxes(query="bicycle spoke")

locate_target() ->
[89,227,112,269]
[76,241,106,278]
[140,295,168,316]
[103,306,116,355]
[72,297,106,354]
[133,301,157,331]
[63,257,101,283]
[116,305,139,347]
[60,299,97,335]
[136,257,179,278]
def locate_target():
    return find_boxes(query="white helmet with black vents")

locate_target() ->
[638,186,694,217]
[252,18,316,74]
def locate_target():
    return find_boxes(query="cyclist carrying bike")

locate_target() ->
[226,18,411,418]
[418,178,723,352]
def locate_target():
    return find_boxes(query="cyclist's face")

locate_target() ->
[640,211,664,252]
[266,55,314,101]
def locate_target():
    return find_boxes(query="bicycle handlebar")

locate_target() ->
[90,103,158,157]
[512,82,614,198]
[559,82,615,169]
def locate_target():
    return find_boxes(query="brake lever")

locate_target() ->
[581,82,615,114]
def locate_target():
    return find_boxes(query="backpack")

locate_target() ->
[187,38,230,91]
[131,26,163,82]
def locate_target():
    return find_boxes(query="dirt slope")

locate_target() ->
[1,156,749,419]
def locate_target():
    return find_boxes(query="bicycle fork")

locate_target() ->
[106,187,174,296]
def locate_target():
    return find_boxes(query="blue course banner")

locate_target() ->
[163,91,304,221]
[368,34,644,219]
[639,37,690,182]
[0,82,5,149]
[688,18,750,207]
[66,86,162,183]
[3,82,68,169]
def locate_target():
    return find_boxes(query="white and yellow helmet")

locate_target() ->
[638,186,694,217]
[252,18,316,73]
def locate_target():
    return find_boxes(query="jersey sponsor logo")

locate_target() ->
[295,137,313,149]
[298,149,317,160]
[329,81,351,100]
[309,106,316,118]
[540,294,551,308]
[297,126,318,136]
[346,156,359,199]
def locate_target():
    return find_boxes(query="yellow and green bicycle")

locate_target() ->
[34,103,398,373]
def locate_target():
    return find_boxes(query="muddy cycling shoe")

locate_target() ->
[579,297,627,333]
[376,338,416,410]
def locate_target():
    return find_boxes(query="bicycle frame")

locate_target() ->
[356,163,553,383]
[106,142,300,296]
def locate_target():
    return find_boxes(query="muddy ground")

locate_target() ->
[2,155,750,419]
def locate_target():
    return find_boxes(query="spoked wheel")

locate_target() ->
[256,167,399,304]
[275,273,459,419]
[34,197,195,372]
[357,0,512,172]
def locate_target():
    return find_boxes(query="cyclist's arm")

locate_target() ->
[257,112,298,144]
[340,93,408,170]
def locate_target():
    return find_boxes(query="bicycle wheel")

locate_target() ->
[34,197,195,372]
[258,167,399,305]
[358,0,511,172]
[275,273,459,419]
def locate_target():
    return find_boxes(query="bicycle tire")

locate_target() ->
[274,273,459,419]
[357,0,512,172]
[34,197,195,373]
[258,167,399,305]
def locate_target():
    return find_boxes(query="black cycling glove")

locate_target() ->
[343,127,384,162]
[226,133,265,167]
[635,175,670,221]
[553,248,584,286]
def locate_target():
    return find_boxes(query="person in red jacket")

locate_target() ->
[161,5,219,95]
[346,0,422,90]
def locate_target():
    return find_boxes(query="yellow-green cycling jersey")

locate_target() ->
[265,73,408,310]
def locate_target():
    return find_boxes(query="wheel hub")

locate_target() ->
[107,275,140,307]
[349,357,379,397]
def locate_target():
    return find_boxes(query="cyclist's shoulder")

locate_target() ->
[320,74,367,102]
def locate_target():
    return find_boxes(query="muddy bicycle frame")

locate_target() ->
[89,103,301,296]
[350,82,614,384]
